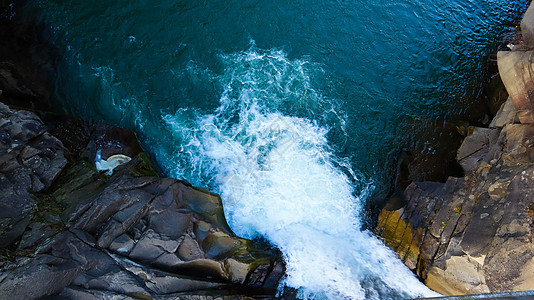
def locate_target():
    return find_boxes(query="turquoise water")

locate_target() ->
[20,0,527,298]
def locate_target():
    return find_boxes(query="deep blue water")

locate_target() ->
[19,0,527,298]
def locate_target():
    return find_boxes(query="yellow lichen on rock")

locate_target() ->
[377,208,420,270]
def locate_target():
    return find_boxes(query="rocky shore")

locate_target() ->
[4,0,534,298]
[377,2,534,296]
[0,4,284,299]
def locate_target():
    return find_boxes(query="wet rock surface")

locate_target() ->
[0,113,284,299]
[377,4,534,295]
[0,104,283,299]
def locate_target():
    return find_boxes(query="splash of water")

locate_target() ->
[159,47,439,299]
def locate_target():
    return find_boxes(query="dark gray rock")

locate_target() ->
[0,232,90,299]
[47,287,140,300]
[0,102,66,249]
[18,222,58,249]
[457,127,500,174]
[1,152,284,297]
[108,233,135,255]
[0,102,283,298]
[0,63,39,107]
[55,157,282,288]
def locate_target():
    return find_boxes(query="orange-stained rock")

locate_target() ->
[377,122,534,295]
[377,208,422,271]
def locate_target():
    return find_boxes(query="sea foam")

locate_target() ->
[160,46,439,299]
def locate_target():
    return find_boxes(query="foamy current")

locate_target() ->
[157,47,440,299]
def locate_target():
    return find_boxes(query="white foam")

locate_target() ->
[161,46,440,299]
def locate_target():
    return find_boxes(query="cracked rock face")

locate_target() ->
[376,4,534,294]
[497,51,534,124]
[377,88,534,295]
[0,102,66,249]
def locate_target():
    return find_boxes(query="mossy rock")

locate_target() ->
[128,152,160,178]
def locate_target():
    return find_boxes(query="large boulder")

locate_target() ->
[497,51,534,124]
[1,229,280,299]
[59,156,283,287]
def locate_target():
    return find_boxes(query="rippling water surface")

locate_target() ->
[20,0,527,298]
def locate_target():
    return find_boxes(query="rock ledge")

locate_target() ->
[377,3,534,295]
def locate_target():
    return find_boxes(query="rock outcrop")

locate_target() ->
[0,7,284,297]
[0,102,66,249]
[0,103,284,299]
[377,3,534,295]
[497,51,534,124]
